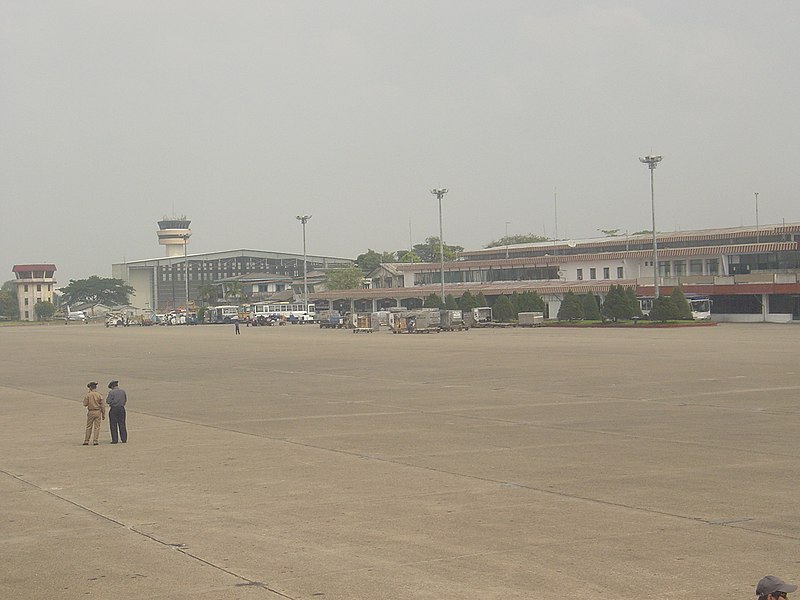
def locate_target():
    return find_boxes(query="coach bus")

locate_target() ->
[264,302,316,323]
[207,305,240,324]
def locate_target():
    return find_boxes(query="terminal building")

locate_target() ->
[311,223,800,323]
[112,218,352,311]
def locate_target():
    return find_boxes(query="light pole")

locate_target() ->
[296,215,312,313]
[181,233,190,309]
[755,192,760,243]
[505,221,511,259]
[639,154,663,298]
[430,188,448,302]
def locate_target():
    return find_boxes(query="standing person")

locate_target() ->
[82,382,105,445]
[106,380,128,444]
[233,316,240,335]
[757,576,797,600]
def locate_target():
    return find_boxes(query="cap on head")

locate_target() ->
[757,576,797,597]
[87,382,98,389]
[108,380,119,389]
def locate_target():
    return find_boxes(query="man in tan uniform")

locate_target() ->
[83,381,105,445]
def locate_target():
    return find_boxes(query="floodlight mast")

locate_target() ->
[639,154,663,299]
[430,188,448,302]
[296,215,312,314]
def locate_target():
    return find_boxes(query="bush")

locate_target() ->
[493,294,516,322]
[557,291,584,321]
[580,294,601,320]
[670,287,693,320]
[458,290,478,310]
[423,293,443,308]
[649,296,681,322]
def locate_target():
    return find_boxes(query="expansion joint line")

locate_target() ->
[0,468,297,599]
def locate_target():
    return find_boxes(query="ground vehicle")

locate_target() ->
[318,310,346,328]
[248,303,281,325]
[207,305,239,324]
[463,307,492,327]
[687,296,712,320]
[638,296,711,320]
[263,302,316,323]
[440,309,468,331]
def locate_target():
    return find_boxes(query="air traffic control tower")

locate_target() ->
[157,217,192,257]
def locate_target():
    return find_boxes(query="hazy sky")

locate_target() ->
[2,1,799,285]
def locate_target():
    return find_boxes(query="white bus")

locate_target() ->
[638,296,711,320]
[207,305,239,324]
[264,302,316,323]
[687,296,712,320]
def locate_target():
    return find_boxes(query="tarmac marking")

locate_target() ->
[0,467,298,599]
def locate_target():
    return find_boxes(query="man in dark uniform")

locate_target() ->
[106,380,128,444]
[757,576,797,600]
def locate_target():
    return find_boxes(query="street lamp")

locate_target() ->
[755,192,760,243]
[639,154,663,298]
[181,233,190,309]
[505,221,511,259]
[430,188,448,302]
[296,215,312,313]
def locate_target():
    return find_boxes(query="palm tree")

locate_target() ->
[197,283,218,306]
[223,281,243,303]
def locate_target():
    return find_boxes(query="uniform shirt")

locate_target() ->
[84,391,105,414]
[106,388,127,408]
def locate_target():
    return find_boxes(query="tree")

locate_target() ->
[493,294,516,322]
[34,300,56,320]
[412,237,463,262]
[397,251,421,263]
[423,293,443,308]
[624,287,643,319]
[223,281,244,302]
[670,287,693,320]
[649,296,681,322]
[59,276,134,307]
[0,290,19,319]
[444,294,458,309]
[458,290,478,310]
[557,291,584,321]
[580,294,602,320]
[2,280,16,293]
[517,290,545,312]
[197,283,218,306]
[598,229,621,237]
[474,292,488,307]
[356,249,396,274]
[601,285,633,322]
[325,266,365,290]
[485,234,549,248]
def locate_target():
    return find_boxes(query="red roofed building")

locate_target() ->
[12,264,57,321]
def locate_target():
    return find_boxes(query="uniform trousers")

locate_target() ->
[108,406,128,443]
[84,410,102,443]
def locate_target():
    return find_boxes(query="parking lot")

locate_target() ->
[1,322,799,599]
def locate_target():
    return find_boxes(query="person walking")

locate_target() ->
[106,380,128,444]
[234,316,240,335]
[757,576,797,600]
[82,382,105,445]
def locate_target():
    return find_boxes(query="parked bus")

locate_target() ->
[207,305,239,324]
[265,302,316,323]
[687,296,712,320]
[638,295,711,320]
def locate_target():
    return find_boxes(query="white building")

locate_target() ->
[11,264,57,321]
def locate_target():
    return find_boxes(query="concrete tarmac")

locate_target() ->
[1,322,798,599]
